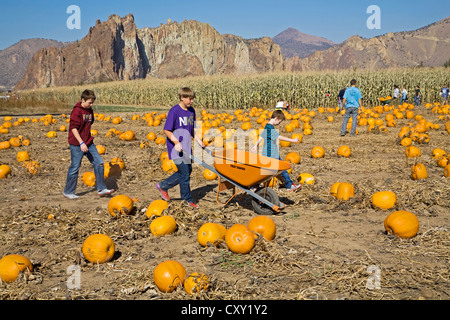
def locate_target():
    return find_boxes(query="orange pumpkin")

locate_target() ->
[147,132,157,141]
[96,145,106,154]
[432,148,447,160]
[9,137,21,147]
[225,224,255,254]
[0,141,11,150]
[107,195,134,217]
[443,164,450,177]
[400,137,412,147]
[110,157,126,170]
[336,182,354,200]
[153,260,186,293]
[371,191,396,210]
[0,254,33,283]
[297,173,315,185]
[330,182,341,197]
[0,164,11,179]
[311,146,325,158]
[155,136,166,145]
[122,130,136,141]
[203,169,218,180]
[384,210,419,239]
[197,223,227,247]
[81,172,96,187]
[411,163,427,180]
[145,199,169,218]
[247,216,276,241]
[285,152,301,164]
[184,272,210,295]
[82,234,115,264]
[337,145,351,157]
[16,151,30,163]
[162,158,178,174]
[22,160,40,174]
[150,216,177,236]
[405,146,421,158]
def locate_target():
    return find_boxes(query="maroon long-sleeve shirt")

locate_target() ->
[68,102,94,146]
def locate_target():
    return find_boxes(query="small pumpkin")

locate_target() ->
[337,145,351,157]
[122,130,136,141]
[145,199,169,218]
[9,137,21,147]
[153,260,186,293]
[0,254,33,283]
[330,182,342,197]
[384,210,419,239]
[162,158,178,174]
[184,273,210,295]
[405,146,421,158]
[400,137,412,147]
[432,148,446,160]
[411,163,427,180]
[82,234,115,264]
[311,146,325,158]
[336,182,354,200]
[0,164,12,179]
[150,216,177,236]
[104,162,122,178]
[0,141,11,150]
[297,173,315,185]
[279,140,291,148]
[147,132,156,141]
[247,216,276,241]
[197,223,227,247]
[81,172,96,187]
[16,151,30,163]
[203,169,218,180]
[155,136,166,145]
[443,164,450,177]
[110,157,126,170]
[371,191,396,210]
[225,224,255,254]
[285,152,301,164]
[46,131,57,138]
[22,160,40,174]
[96,145,106,155]
[107,195,134,217]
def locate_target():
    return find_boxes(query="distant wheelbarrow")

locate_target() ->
[186,148,291,215]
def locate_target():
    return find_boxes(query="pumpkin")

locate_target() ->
[0,164,12,179]
[311,146,325,158]
[436,156,449,168]
[330,182,341,197]
[110,157,126,170]
[145,199,169,218]
[279,140,291,148]
[107,195,134,217]
[22,160,40,174]
[432,148,447,160]
[96,145,106,154]
[384,210,419,239]
[59,125,66,132]
[184,273,209,295]
[225,224,255,254]
[22,139,31,146]
[400,137,412,147]
[155,136,166,145]
[82,234,115,264]
[147,132,156,141]
[247,216,276,241]
[203,169,218,180]
[197,223,227,247]
[297,173,315,185]
[405,146,421,158]
[285,152,301,164]
[153,260,186,293]
[122,130,136,141]
[0,254,33,283]
[104,162,122,178]
[411,163,427,180]
[162,158,178,174]
[371,191,396,210]
[9,137,21,147]
[150,215,177,236]
[0,141,11,150]
[443,164,450,177]
[16,151,30,163]
[336,182,354,200]
[46,131,57,138]
[81,172,96,187]
[337,145,351,157]
[160,151,169,163]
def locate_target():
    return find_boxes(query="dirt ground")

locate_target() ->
[0,105,449,301]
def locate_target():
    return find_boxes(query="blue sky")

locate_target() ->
[1,0,449,50]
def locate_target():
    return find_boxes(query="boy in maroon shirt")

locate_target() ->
[63,89,114,199]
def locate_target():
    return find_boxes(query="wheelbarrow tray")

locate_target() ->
[212,149,291,188]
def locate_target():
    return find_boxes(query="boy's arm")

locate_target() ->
[164,130,183,152]
[71,128,88,152]
[278,135,299,143]
[251,137,263,153]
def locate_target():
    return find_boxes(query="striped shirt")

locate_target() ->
[261,123,280,159]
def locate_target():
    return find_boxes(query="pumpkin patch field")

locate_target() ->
[0,103,449,300]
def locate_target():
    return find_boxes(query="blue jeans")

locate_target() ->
[63,143,107,194]
[414,96,420,106]
[159,157,193,203]
[278,157,293,188]
[341,107,359,135]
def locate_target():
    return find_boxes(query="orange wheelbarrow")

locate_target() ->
[186,148,291,215]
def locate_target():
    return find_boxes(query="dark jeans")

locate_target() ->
[278,156,293,188]
[159,157,193,203]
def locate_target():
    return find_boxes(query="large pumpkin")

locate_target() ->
[336,182,354,200]
[311,146,325,158]
[247,216,276,241]
[81,172,96,187]
[107,195,134,217]
[153,260,186,293]
[81,234,115,264]
[371,191,396,210]
[150,216,177,237]
[16,151,30,163]
[0,164,12,179]
[225,224,255,254]
[405,146,421,158]
[337,145,351,157]
[384,210,419,239]
[0,254,33,283]
[285,152,301,164]
[197,223,227,247]
[411,163,427,180]
[297,173,315,185]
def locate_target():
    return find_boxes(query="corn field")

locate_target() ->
[12,67,450,110]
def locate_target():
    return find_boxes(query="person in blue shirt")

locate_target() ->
[251,110,301,192]
[340,79,362,137]
[441,85,449,105]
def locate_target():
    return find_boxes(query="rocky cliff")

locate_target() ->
[15,14,284,90]
[291,16,450,71]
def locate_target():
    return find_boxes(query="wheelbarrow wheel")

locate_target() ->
[251,187,279,215]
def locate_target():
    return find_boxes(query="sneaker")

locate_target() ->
[340,132,346,136]
[186,201,199,209]
[156,183,170,201]
[287,184,302,192]
[98,189,115,196]
[63,192,79,199]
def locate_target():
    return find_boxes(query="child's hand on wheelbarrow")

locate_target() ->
[174,142,183,152]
